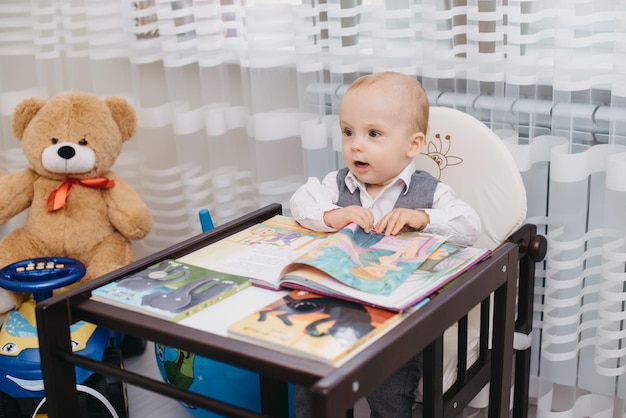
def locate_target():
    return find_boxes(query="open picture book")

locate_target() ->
[178,215,490,311]
[287,242,491,311]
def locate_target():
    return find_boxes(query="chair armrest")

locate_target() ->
[507,224,547,263]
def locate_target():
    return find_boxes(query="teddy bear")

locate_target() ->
[0,92,152,314]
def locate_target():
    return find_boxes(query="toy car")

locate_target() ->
[0,257,130,418]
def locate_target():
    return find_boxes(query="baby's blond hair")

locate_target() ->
[344,72,429,134]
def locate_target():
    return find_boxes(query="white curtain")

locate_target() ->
[2,0,626,416]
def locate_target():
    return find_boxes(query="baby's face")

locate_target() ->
[339,82,423,190]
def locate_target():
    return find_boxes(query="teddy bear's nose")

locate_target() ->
[57,145,76,160]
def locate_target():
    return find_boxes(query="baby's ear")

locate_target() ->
[408,132,425,158]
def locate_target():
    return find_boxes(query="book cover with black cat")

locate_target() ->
[227,289,402,366]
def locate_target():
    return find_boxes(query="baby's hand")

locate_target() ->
[375,208,430,235]
[324,206,375,232]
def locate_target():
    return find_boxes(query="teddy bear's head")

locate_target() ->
[10,92,136,180]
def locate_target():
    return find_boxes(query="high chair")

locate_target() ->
[161,107,545,418]
[414,106,546,417]
[194,106,546,417]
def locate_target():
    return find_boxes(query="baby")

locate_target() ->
[289,71,481,417]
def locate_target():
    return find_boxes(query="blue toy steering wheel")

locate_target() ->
[0,257,86,302]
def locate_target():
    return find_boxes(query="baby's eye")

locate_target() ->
[368,130,381,138]
[343,128,353,137]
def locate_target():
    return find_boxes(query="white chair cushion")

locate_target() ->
[414,107,528,404]
[415,107,527,250]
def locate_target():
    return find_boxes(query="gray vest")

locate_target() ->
[335,167,439,209]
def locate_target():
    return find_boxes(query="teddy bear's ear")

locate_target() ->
[11,97,47,141]
[105,96,137,142]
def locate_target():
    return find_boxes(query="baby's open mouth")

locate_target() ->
[354,161,369,168]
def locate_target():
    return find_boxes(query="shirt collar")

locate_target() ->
[344,162,414,195]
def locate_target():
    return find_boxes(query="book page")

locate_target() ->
[291,224,446,296]
[282,244,491,311]
[178,215,328,289]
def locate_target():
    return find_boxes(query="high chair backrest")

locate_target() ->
[413,106,530,411]
[414,106,527,250]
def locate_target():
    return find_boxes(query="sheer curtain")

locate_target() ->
[2,0,626,416]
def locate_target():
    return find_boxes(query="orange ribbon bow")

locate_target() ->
[46,178,115,212]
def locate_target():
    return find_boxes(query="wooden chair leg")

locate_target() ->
[513,347,531,418]
[423,336,444,417]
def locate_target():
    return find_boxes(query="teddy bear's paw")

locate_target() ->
[0,289,17,314]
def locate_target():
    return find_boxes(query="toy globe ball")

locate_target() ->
[154,344,262,418]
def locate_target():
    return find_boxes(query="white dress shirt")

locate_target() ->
[289,163,481,246]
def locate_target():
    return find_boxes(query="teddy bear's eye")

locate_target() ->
[51,138,59,144]
[78,138,88,146]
